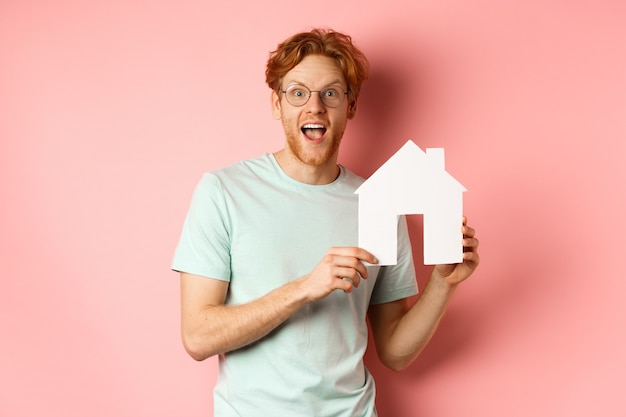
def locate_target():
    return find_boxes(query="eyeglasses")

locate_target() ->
[280,84,348,108]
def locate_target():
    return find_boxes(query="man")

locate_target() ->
[172,28,479,416]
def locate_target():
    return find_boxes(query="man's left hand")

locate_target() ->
[433,216,480,286]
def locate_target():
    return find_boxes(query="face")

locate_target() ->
[271,55,358,169]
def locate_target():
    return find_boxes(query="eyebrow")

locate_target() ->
[283,79,346,89]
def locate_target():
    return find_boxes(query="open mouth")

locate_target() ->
[301,123,327,140]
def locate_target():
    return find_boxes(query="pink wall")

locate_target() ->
[2,1,625,416]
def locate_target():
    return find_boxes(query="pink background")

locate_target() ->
[2,1,625,416]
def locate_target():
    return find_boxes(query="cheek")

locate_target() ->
[332,111,350,131]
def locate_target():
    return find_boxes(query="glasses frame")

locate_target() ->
[280,84,349,108]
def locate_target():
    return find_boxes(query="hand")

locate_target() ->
[299,247,378,302]
[433,216,480,287]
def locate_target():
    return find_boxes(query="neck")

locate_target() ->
[273,149,340,185]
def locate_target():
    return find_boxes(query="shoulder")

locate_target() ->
[196,154,272,186]
[337,165,366,190]
[191,154,281,208]
[210,154,275,182]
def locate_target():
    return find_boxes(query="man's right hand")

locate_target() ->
[298,247,378,302]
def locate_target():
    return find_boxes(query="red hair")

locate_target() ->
[265,28,370,101]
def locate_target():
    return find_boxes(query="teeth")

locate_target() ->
[302,123,324,129]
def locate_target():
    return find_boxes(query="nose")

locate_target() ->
[305,91,326,113]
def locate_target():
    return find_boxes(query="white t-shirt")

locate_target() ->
[172,154,418,417]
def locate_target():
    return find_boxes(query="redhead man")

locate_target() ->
[172,28,479,417]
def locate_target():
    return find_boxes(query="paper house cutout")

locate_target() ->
[355,140,466,265]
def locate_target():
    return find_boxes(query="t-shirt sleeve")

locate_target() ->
[369,215,418,305]
[171,173,232,281]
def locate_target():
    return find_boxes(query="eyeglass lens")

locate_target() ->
[283,85,346,107]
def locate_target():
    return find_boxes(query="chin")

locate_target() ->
[298,141,341,167]
[295,150,332,167]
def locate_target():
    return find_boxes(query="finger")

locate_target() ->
[350,258,370,280]
[352,253,375,279]
[328,247,378,265]
[463,250,480,264]
[462,225,475,238]
[336,269,363,292]
[336,267,363,288]
[337,278,355,293]
[324,252,369,279]
[462,237,479,249]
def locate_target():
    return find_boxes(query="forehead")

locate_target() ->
[282,55,346,87]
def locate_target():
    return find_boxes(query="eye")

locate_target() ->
[323,88,340,97]
[287,86,308,98]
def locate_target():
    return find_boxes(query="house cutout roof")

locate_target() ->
[355,140,466,265]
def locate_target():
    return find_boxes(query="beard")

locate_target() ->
[281,123,345,167]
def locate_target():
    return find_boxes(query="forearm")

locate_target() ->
[183,278,310,361]
[380,273,457,370]
[182,246,378,361]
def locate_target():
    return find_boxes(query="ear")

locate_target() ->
[271,90,282,120]
[347,97,359,119]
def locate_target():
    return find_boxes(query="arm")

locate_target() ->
[180,247,377,361]
[368,217,480,371]
[180,272,308,361]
